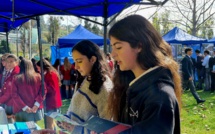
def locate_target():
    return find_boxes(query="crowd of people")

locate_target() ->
[0,53,63,127]
[181,47,215,104]
[0,14,203,134]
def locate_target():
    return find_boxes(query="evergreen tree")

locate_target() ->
[84,17,92,31]
[0,40,10,54]
[92,24,100,35]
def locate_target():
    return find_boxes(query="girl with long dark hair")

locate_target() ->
[108,15,182,134]
[65,40,113,133]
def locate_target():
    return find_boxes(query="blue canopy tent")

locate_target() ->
[0,15,29,53]
[58,25,108,48]
[163,27,207,58]
[0,0,167,53]
[0,17,29,33]
[1,0,145,19]
[208,37,215,44]
[163,27,207,44]
[51,25,108,64]
[50,45,73,65]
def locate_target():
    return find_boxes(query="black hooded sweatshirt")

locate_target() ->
[120,67,180,134]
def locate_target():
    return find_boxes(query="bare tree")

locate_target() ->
[159,9,174,35]
[48,16,60,45]
[20,21,30,57]
[168,0,215,36]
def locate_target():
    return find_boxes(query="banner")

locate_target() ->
[51,46,73,65]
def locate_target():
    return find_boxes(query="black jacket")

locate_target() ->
[120,67,180,134]
[196,55,204,70]
[181,55,194,80]
[209,56,215,72]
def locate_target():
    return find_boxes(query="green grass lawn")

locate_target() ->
[37,90,215,134]
[181,90,215,134]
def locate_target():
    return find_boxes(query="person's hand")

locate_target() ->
[189,77,193,80]
[32,105,39,113]
[25,107,33,113]
[57,121,74,132]
[31,129,56,134]
[90,131,97,134]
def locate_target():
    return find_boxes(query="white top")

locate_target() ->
[202,55,211,68]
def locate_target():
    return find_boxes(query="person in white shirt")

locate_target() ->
[202,50,211,91]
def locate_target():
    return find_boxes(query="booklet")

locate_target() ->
[45,112,80,126]
[84,115,131,134]
[45,112,131,134]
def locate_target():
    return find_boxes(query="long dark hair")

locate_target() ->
[31,58,39,73]
[16,59,40,85]
[108,15,182,121]
[72,40,110,94]
[53,59,60,69]
[36,58,61,85]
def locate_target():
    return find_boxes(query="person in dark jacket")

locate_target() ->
[108,15,182,134]
[181,48,205,104]
[209,49,215,92]
[195,50,204,90]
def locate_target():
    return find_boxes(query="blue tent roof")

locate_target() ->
[208,37,215,43]
[58,25,108,48]
[0,0,166,32]
[0,16,29,32]
[0,0,144,20]
[163,27,207,44]
[0,0,166,34]
[0,0,150,33]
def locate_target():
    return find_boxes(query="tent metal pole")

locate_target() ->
[36,16,47,128]
[6,32,9,53]
[29,20,32,59]
[103,0,108,54]
[16,28,19,56]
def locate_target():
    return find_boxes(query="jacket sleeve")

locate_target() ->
[182,58,192,78]
[209,58,213,71]
[34,75,44,105]
[45,72,59,96]
[0,88,11,104]
[0,77,17,104]
[12,80,28,110]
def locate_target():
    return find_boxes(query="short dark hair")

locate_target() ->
[185,48,192,54]
[204,50,210,54]
[195,50,200,53]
